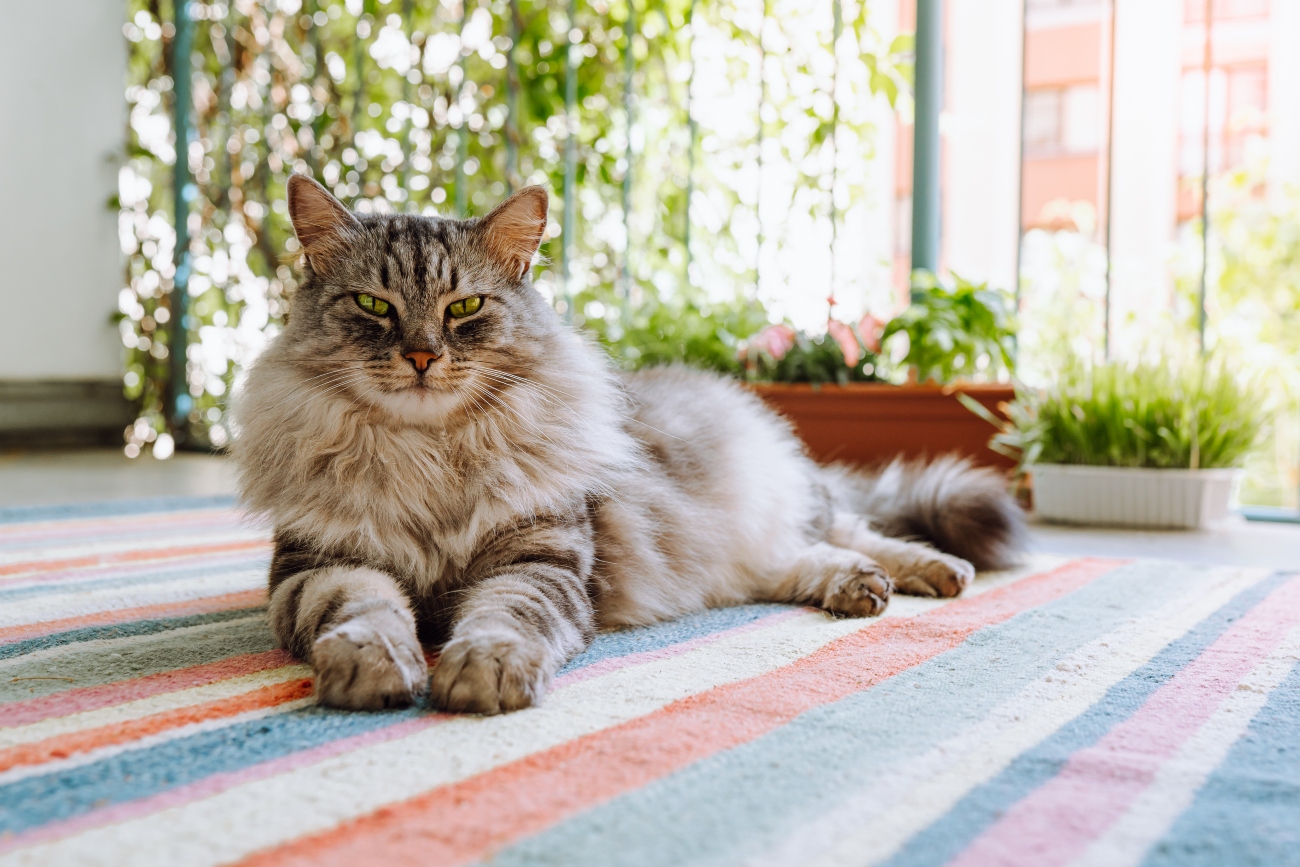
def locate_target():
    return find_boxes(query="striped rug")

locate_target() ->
[1,499,1297,867]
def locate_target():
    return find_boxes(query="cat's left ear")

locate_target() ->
[476,186,548,280]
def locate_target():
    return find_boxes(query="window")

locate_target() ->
[1024,86,1101,155]
[1025,89,1063,151]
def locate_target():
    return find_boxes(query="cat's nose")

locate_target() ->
[403,350,440,372]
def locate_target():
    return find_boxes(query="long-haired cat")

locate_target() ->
[231,175,1024,713]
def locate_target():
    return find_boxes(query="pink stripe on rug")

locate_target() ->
[0,510,245,545]
[0,589,267,646]
[554,608,809,688]
[0,550,267,591]
[947,572,1300,867]
[0,541,272,585]
[0,514,251,549]
[0,713,451,857]
[0,650,294,727]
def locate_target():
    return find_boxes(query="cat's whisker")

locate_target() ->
[284,374,371,417]
[461,381,561,445]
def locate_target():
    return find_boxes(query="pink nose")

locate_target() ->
[404,351,439,372]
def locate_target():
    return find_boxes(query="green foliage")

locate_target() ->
[749,329,881,385]
[573,285,769,376]
[963,359,1266,472]
[119,0,910,454]
[1170,168,1300,505]
[882,272,1016,384]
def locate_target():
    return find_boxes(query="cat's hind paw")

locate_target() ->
[429,630,550,715]
[311,613,428,710]
[892,551,975,598]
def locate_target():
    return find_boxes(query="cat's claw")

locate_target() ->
[312,615,428,710]
[430,631,550,714]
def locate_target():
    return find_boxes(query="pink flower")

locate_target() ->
[750,324,797,361]
[827,319,861,367]
[856,313,885,354]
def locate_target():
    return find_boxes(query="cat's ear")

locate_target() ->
[286,174,362,264]
[476,186,548,280]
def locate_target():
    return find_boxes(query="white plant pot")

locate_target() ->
[1032,464,1239,529]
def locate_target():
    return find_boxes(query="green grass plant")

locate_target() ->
[963,359,1266,471]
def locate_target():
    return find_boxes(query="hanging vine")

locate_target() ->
[118,0,909,455]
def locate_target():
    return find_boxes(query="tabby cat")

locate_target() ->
[230,175,1023,714]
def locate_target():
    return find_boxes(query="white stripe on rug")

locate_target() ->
[781,564,1269,867]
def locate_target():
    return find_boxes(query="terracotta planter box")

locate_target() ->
[750,382,1016,470]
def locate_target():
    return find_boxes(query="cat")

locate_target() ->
[230,174,1024,714]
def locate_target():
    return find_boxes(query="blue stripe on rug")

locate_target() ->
[1141,656,1300,867]
[558,603,790,675]
[0,616,276,707]
[877,569,1293,867]
[0,607,268,661]
[468,560,1201,867]
[0,496,239,525]
[0,558,269,602]
[0,603,792,835]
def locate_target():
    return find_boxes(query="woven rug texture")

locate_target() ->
[1,499,1298,866]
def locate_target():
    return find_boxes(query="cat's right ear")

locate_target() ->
[286,174,362,266]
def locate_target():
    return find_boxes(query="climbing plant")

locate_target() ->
[118,0,910,454]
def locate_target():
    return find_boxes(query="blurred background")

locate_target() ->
[1,0,1298,519]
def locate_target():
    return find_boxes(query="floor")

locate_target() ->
[3,448,1300,570]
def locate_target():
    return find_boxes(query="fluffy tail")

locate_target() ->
[825,455,1026,571]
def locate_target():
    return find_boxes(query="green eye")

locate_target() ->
[447,296,484,319]
[356,293,390,316]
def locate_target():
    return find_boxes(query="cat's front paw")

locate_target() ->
[312,613,428,710]
[430,630,550,714]
[892,551,975,598]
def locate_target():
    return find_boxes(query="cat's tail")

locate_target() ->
[823,455,1026,571]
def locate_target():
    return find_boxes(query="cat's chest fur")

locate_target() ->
[289,421,595,590]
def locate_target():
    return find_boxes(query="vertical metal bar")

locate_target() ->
[455,1,470,216]
[1013,0,1026,317]
[167,0,195,438]
[400,0,413,204]
[1198,0,1213,353]
[1103,0,1116,358]
[620,0,636,319]
[683,0,697,277]
[305,0,324,175]
[562,0,578,315]
[755,0,768,299]
[215,4,235,209]
[910,0,943,285]
[828,0,842,312]
[506,0,521,191]
[352,4,367,136]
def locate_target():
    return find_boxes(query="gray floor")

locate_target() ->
[0,448,237,506]
[3,448,1299,570]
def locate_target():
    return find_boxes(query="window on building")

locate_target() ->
[1025,89,1063,151]
[1024,85,1102,155]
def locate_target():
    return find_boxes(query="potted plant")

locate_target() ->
[963,360,1266,528]
[574,274,1019,469]
[745,275,1019,468]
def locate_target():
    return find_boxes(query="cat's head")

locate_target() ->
[278,174,561,422]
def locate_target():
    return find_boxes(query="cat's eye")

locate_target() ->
[355,293,390,316]
[447,296,484,319]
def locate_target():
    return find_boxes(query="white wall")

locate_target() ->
[0,1,126,381]
[1268,0,1300,198]
[1109,0,1183,339]
[943,0,1024,293]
